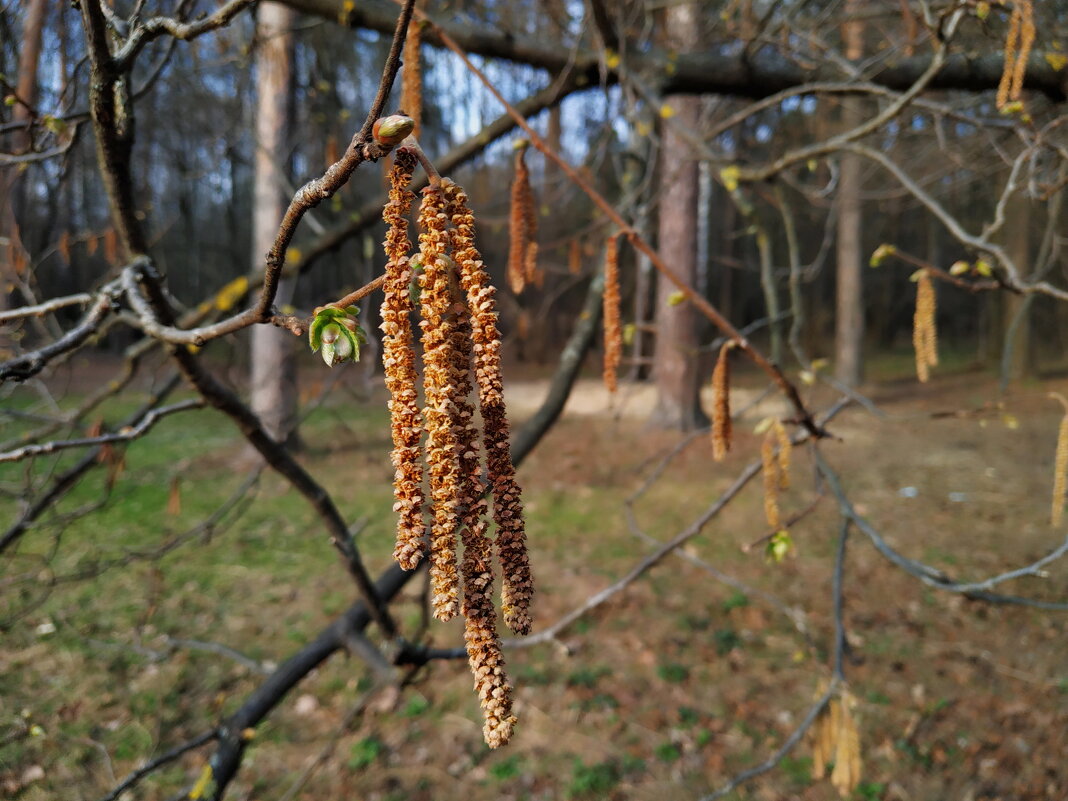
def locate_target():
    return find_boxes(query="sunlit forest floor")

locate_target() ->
[2,353,1066,800]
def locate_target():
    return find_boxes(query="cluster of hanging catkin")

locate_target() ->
[912,269,938,383]
[380,152,532,747]
[996,0,1035,112]
[810,688,862,797]
[507,142,541,293]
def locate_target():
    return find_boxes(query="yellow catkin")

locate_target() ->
[997,4,1020,109]
[830,692,862,798]
[444,180,533,636]
[507,145,537,293]
[1052,413,1068,527]
[772,418,791,489]
[811,697,837,780]
[711,342,732,461]
[762,428,782,531]
[400,18,422,135]
[912,271,937,382]
[417,185,462,622]
[997,1,1034,110]
[380,151,426,571]
[1011,1,1035,104]
[568,238,582,275]
[602,235,622,394]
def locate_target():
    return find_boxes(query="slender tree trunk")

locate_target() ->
[249,3,300,445]
[650,2,707,430]
[1,0,49,336]
[834,1,864,387]
[999,194,1032,385]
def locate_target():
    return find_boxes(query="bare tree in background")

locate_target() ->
[249,3,300,445]
[834,0,865,388]
[0,0,48,331]
[650,1,708,430]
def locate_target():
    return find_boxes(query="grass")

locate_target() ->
[3,371,1068,800]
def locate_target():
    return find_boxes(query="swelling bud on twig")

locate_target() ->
[309,305,367,367]
[372,115,416,146]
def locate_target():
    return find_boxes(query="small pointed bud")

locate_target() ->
[320,322,341,345]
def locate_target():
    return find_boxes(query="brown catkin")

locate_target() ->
[400,17,422,135]
[912,270,937,383]
[57,231,71,264]
[711,342,732,460]
[1052,413,1068,527]
[762,428,782,531]
[603,235,622,394]
[568,238,582,275]
[103,228,118,264]
[507,146,537,294]
[450,309,517,748]
[522,179,540,288]
[444,180,533,636]
[417,185,462,621]
[380,150,426,571]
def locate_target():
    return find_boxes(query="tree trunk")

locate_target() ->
[999,193,1032,386]
[1,0,49,338]
[249,3,300,446]
[833,1,864,387]
[650,3,707,430]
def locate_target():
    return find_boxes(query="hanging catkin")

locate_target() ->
[830,691,862,797]
[997,0,1035,111]
[417,185,462,621]
[761,426,783,531]
[450,307,517,748]
[912,270,937,383]
[1051,394,1068,527]
[603,235,622,393]
[711,342,732,460]
[380,151,426,571]
[444,180,533,636]
[507,143,538,293]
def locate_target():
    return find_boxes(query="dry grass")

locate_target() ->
[1,367,1066,800]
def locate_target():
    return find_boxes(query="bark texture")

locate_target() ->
[834,1,865,387]
[249,3,300,445]
[650,3,708,430]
